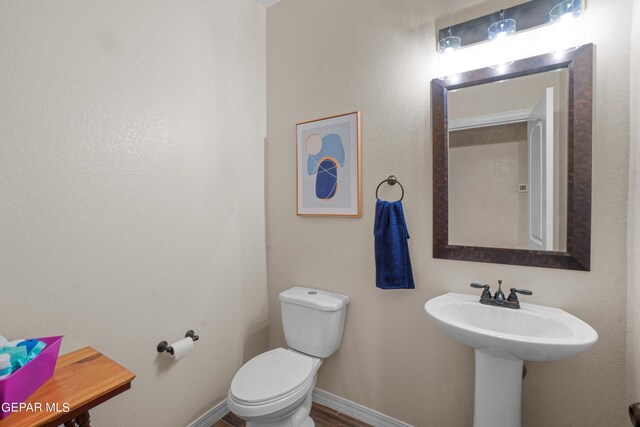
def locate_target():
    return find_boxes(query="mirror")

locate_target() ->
[432,45,593,270]
[448,69,569,252]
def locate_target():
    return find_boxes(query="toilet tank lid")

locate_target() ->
[279,287,349,311]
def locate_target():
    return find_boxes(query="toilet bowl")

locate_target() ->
[227,287,349,427]
[227,348,321,427]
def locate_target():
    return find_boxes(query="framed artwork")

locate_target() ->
[296,112,362,217]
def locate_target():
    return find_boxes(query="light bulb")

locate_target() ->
[549,0,583,54]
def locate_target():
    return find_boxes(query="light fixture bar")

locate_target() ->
[437,0,583,49]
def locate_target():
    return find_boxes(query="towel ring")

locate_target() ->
[375,175,404,201]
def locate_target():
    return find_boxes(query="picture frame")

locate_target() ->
[296,112,362,217]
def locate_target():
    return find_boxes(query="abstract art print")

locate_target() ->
[296,112,361,217]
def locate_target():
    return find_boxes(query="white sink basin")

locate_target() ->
[424,292,598,427]
[424,292,597,361]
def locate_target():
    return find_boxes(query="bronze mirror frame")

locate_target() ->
[431,44,593,271]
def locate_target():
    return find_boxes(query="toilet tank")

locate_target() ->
[279,287,349,358]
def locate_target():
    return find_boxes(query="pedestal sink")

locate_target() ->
[424,293,598,427]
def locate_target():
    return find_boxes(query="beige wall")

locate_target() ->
[627,0,640,406]
[0,1,267,426]
[266,0,631,425]
[449,124,528,249]
[447,69,567,119]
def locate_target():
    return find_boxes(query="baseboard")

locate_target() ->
[312,388,413,427]
[187,388,413,427]
[187,399,229,427]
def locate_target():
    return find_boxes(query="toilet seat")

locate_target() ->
[229,348,319,406]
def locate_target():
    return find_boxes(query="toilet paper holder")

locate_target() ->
[157,330,199,355]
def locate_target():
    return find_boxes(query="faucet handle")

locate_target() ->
[510,288,533,296]
[507,288,533,303]
[470,283,491,299]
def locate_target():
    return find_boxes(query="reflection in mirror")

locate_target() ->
[447,69,568,251]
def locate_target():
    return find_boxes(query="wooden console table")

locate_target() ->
[0,347,135,427]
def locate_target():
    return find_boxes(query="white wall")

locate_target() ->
[0,1,268,426]
[627,0,640,406]
[266,0,632,425]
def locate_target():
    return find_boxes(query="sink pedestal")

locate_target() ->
[425,293,598,426]
[474,350,523,427]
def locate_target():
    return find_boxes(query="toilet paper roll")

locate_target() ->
[171,338,194,360]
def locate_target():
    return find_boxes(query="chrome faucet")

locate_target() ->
[494,280,505,303]
[470,280,532,309]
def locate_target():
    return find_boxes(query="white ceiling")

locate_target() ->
[255,0,282,7]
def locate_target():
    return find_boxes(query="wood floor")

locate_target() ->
[211,402,373,427]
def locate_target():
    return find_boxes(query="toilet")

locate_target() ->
[227,286,349,427]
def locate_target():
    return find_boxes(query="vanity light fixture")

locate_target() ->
[435,0,587,76]
[438,27,461,54]
[487,10,516,41]
[550,0,582,21]
[488,10,516,70]
[438,28,462,80]
[549,0,584,56]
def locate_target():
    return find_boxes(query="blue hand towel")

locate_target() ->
[374,199,415,289]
